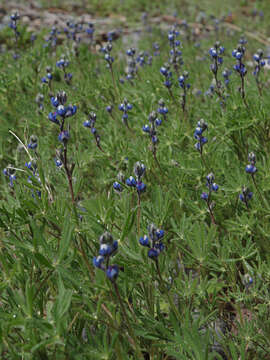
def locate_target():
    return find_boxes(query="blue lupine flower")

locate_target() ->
[86,23,95,39]
[55,158,63,167]
[113,181,123,193]
[57,105,66,116]
[93,255,105,268]
[9,174,16,187]
[83,120,91,128]
[194,119,208,153]
[25,161,34,170]
[157,99,168,118]
[139,235,150,247]
[106,105,113,113]
[156,229,164,239]
[83,112,102,149]
[99,243,113,256]
[65,105,77,117]
[167,25,183,71]
[160,63,173,89]
[3,167,17,187]
[112,240,118,252]
[246,164,257,174]
[51,97,59,107]
[206,173,215,185]
[155,118,162,126]
[28,142,37,149]
[155,242,165,252]
[246,152,257,174]
[134,161,146,178]
[126,176,137,187]
[201,192,209,200]
[119,98,133,126]
[49,92,76,129]
[143,124,150,132]
[179,72,190,89]
[58,130,70,143]
[28,135,38,150]
[239,186,253,204]
[136,181,146,193]
[125,162,147,195]
[148,248,160,259]
[106,265,119,281]
[140,224,165,260]
[101,42,114,67]
[144,111,161,145]
[201,173,219,204]
[160,66,168,76]
[99,231,114,245]
[48,112,59,125]
[253,49,265,94]
[222,68,232,86]
[232,42,247,91]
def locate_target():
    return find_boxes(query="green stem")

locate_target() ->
[112,282,144,359]
[137,192,141,236]
[155,260,182,323]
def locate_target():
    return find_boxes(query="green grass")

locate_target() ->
[1,2,270,359]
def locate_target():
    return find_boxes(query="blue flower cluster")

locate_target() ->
[126,161,146,194]
[209,42,225,75]
[143,111,162,144]
[222,68,232,86]
[179,71,190,112]
[253,49,265,75]
[168,25,183,71]
[239,186,253,205]
[93,232,119,282]
[48,91,77,136]
[106,105,113,115]
[126,47,137,80]
[136,51,152,67]
[153,42,160,56]
[44,26,59,48]
[35,93,44,112]
[201,173,219,201]
[194,119,208,153]
[56,57,72,84]
[3,166,16,187]
[25,160,41,198]
[232,44,247,77]
[100,42,114,67]
[119,98,133,126]
[63,20,83,42]
[41,66,53,85]
[83,112,101,148]
[139,223,165,260]
[157,99,168,120]
[86,22,95,41]
[178,71,190,90]
[246,152,257,174]
[9,12,20,38]
[113,172,125,194]
[160,63,173,88]
[28,135,38,150]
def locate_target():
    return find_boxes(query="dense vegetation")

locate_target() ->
[1,1,270,359]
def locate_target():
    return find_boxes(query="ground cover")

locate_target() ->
[1,1,270,359]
